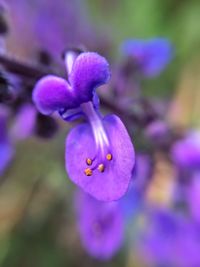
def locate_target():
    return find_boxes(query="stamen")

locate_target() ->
[86,158,92,166]
[98,164,105,173]
[81,102,113,175]
[106,153,112,161]
[84,168,92,176]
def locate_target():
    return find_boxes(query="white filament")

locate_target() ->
[81,102,110,157]
[64,51,77,76]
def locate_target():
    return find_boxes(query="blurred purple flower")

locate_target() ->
[0,103,38,176]
[74,189,124,260]
[140,210,179,265]
[6,0,108,61]
[0,106,14,175]
[145,120,169,140]
[187,172,200,222]
[121,38,173,77]
[171,131,200,170]
[174,223,200,267]
[34,0,98,59]
[120,154,151,218]
[10,103,37,141]
[33,51,135,201]
[138,209,200,267]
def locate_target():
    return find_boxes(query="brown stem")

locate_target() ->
[0,53,54,79]
[0,52,159,127]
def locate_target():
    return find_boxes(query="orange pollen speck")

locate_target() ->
[98,164,105,173]
[86,158,92,165]
[106,153,112,161]
[84,168,92,176]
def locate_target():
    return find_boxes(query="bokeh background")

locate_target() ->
[0,0,200,266]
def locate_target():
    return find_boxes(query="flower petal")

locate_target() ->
[187,172,200,223]
[10,104,37,140]
[69,52,110,103]
[0,106,9,142]
[74,189,124,260]
[33,75,76,115]
[65,114,135,201]
[171,131,200,170]
[0,107,14,175]
[119,154,151,219]
[0,143,14,176]
[122,38,173,77]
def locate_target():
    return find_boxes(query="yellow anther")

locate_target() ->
[84,168,92,176]
[106,153,112,161]
[98,164,105,173]
[86,158,92,166]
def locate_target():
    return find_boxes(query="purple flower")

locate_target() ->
[187,172,200,222]
[0,106,14,176]
[10,104,37,141]
[145,120,169,140]
[174,223,200,267]
[119,154,151,218]
[33,0,98,59]
[137,210,200,267]
[121,38,173,77]
[0,103,37,176]
[74,189,124,260]
[7,0,107,62]
[33,51,135,201]
[171,131,200,170]
[139,210,179,265]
